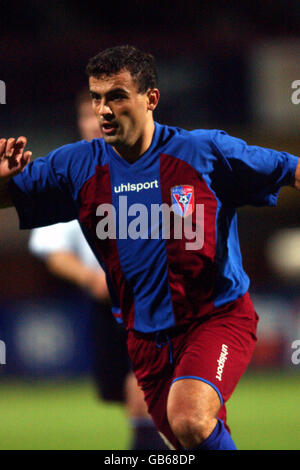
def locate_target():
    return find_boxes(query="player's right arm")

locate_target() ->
[0,136,95,229]
[293,158,300,190]
[0,137,32,208]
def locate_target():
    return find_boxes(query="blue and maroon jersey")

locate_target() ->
[10,123,298,332]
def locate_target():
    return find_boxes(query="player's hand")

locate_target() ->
[0,136,32,180]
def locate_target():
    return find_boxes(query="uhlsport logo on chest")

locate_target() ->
[171,185,194,217]
[95,180,204,250]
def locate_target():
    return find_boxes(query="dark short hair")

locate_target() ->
[86,45,158,93]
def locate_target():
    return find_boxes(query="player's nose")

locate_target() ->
[98,101,113,117]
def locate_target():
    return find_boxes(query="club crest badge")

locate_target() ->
[171,185,194,217]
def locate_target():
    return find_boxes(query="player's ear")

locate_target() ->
[147,88,160,112]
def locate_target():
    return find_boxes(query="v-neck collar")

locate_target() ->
[106,122,162,170]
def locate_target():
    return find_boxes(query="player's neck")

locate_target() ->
[113,120,155,164]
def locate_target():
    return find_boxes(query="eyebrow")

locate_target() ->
[89,87,130,99]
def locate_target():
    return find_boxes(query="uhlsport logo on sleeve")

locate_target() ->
[171,185,194,217]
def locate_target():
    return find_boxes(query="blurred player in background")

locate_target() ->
[1,45,300,451]
[28,91,166,450]
[267,228,300,281]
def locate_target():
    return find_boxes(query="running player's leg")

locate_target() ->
[127,337,232,450]
[167,379,235,449]
[124,371,168,450]
[127,293,258,450]
[91,302,166,449]
[127,329,182,450]
[167,293,258,450]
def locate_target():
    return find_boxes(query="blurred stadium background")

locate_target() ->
[1,0,300,450]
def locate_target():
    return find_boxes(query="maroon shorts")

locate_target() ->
[127,292,258,449]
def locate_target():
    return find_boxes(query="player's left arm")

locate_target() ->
[211,130,300,206]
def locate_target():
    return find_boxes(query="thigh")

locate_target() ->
[127,328,231,449]
[172,294,259,407]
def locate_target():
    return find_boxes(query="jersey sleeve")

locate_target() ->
[210,130,299,207]
[28,221,79,259]
[9,140,95,229]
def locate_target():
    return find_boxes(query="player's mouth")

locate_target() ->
[101,122,118,135]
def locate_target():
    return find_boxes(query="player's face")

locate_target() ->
[77,100,102,141]
[89,70,157,151]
